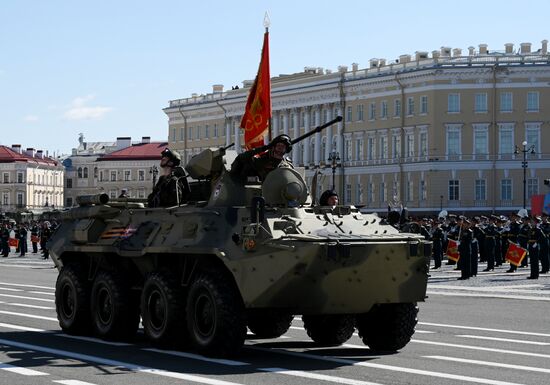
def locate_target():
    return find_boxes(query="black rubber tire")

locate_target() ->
[90,270,140,341]
[186,270,246,357]
[55,264,91,335]
[141,272,186,346]
[356,303,418,352]
[302,314,356,346]
[247,311,294,338]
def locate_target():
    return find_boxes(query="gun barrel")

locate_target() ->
[291,116,342,145]
[76,193,110,206]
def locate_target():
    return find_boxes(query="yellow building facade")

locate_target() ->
[164,41,550,215]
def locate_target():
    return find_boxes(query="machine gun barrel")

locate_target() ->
[76,193,110,206]
[291,116,342,145]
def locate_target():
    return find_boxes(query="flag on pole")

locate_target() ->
[505,241,527,267]
[240,29,271,150]
[445,238,460,262]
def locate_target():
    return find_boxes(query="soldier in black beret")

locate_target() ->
[147,148,190,208]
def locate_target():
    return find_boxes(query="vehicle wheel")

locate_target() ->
[141,272,186,346]
[90,270,140,341]
[186,270,246,357]
[302,314,356,346]
[247,311,293,338]
[55,264,91,335]
[357,303,418,352]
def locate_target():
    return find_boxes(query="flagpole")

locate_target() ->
[264,12,272,142]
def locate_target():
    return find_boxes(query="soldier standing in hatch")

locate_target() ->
[230,134,294,183]
[147,148,190,208]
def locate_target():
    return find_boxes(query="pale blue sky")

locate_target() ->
[1,0,549,155]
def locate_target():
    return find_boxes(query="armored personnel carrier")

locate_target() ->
[49,117,430,357]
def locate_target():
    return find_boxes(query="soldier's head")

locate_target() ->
[269,135,292,160]
[160,148,181,168]
[319,189,339,206]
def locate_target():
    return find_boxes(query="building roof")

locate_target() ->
[0,145,59,166]
[97,142,169,161]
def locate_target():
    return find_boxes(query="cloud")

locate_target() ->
[63,94,113,121]
[23,115,39,122]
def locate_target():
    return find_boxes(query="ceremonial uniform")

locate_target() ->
[483,221,498,271]
[527,222,545,279]
[431,225,444,269]
[458,226,473,280]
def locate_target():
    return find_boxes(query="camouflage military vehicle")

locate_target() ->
[49,117,430,357]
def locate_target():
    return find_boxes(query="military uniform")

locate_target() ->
[1,226,10,257]
[431,225,444,269]
[231,150,293,182]
[539,220,550,273]
[483,220,498,271]
[458,226,473,280]
[527,221,545,279]
[147,166,190,208]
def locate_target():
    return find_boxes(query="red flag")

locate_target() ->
[240,30,271,150]
[8,238,19,248]
[445,239,460,262]
[505,241,527,267]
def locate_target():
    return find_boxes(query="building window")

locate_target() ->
[500,92,513,112]
[405,134,414,158]
[526,91,539,112]
[138,188,145,198]
[2,193,8,205]
[525,123,540,153]
[367,137,375,160]
[83,167,88,178]
[66,179,73,188]
[187,127,192,140]
[204,124,209,139]
[94,167,98,178]
[394,99,401,117]
[77,167,83,178]
[196,126,201,140]
[475,179,486,201]
[99,171,104,182]
[172,128,176,142]
[419,132,428,157]
[475,93,488,113]
[357,105,364,121]
[17,172,23,183]
[345,184,352,204]
[138,170,145,181]
[381,100,388,118]
[446,125,461,158]
[501,179,512,201]
[419,180,427,201]
[380,136,388,160]
[213,123,218,138]
[368,103,375,120]
[346,106,353,122]
[124,170,131,181]
[110,190,117,199]
[392,135,401,159]
[356,183,363,204]
[355,138,364,161]
[407,97,414,115]
[110,171,117,182]
[498,124,514,155]
[344,138,352,162]
[17,193,23,206]
[367,183,374,204]
[379,182,386,203]
[3,173,9,184]
[406,181,413,202]
[420,95,428,114]
[66,197,73,207]
[474,125,489,159]
[449,180,460,201]
[448,93,460,113]
[527,178,538,199]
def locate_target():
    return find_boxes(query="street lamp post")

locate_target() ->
[149,165,159,188]
[514,140,536,210]
[327,151,340,190]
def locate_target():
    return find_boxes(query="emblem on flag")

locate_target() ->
[445,238,460,262]
[505,241,527,267]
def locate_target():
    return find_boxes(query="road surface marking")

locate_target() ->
[259,367,384,385]
[29,290,55,295]
[418,322,550,338]
[0,338,245,385]
[0,287,23,292]
[426,355,550,374]
[143,348,249,366]
[0,322,46,332]
[0,300,54,310]
[0,362,48,376]
[53,380,97,385]
[0,281,54,290]
[57,334,131,347]
[412,339,550,358]
[248,345,526,385]
[0,310,58,321]
[457,334,550,345]
[426,291,550,301]
[0,293,54,302]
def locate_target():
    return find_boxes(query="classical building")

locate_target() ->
[63,136,167,207]
[164,40,550,214]
[0,144,64,215]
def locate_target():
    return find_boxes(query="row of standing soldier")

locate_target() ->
[1,220,54,259]
[398,213,550,280]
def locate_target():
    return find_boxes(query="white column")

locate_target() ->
[292,108,300,164]
[324,105,333,162]
[303,107,311,166]
[271,111,279,138]
[314,106,321,166]
[225,119,231,147]
[233,117,241,153]
[282,110,289,136]
[337,105,344,158]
